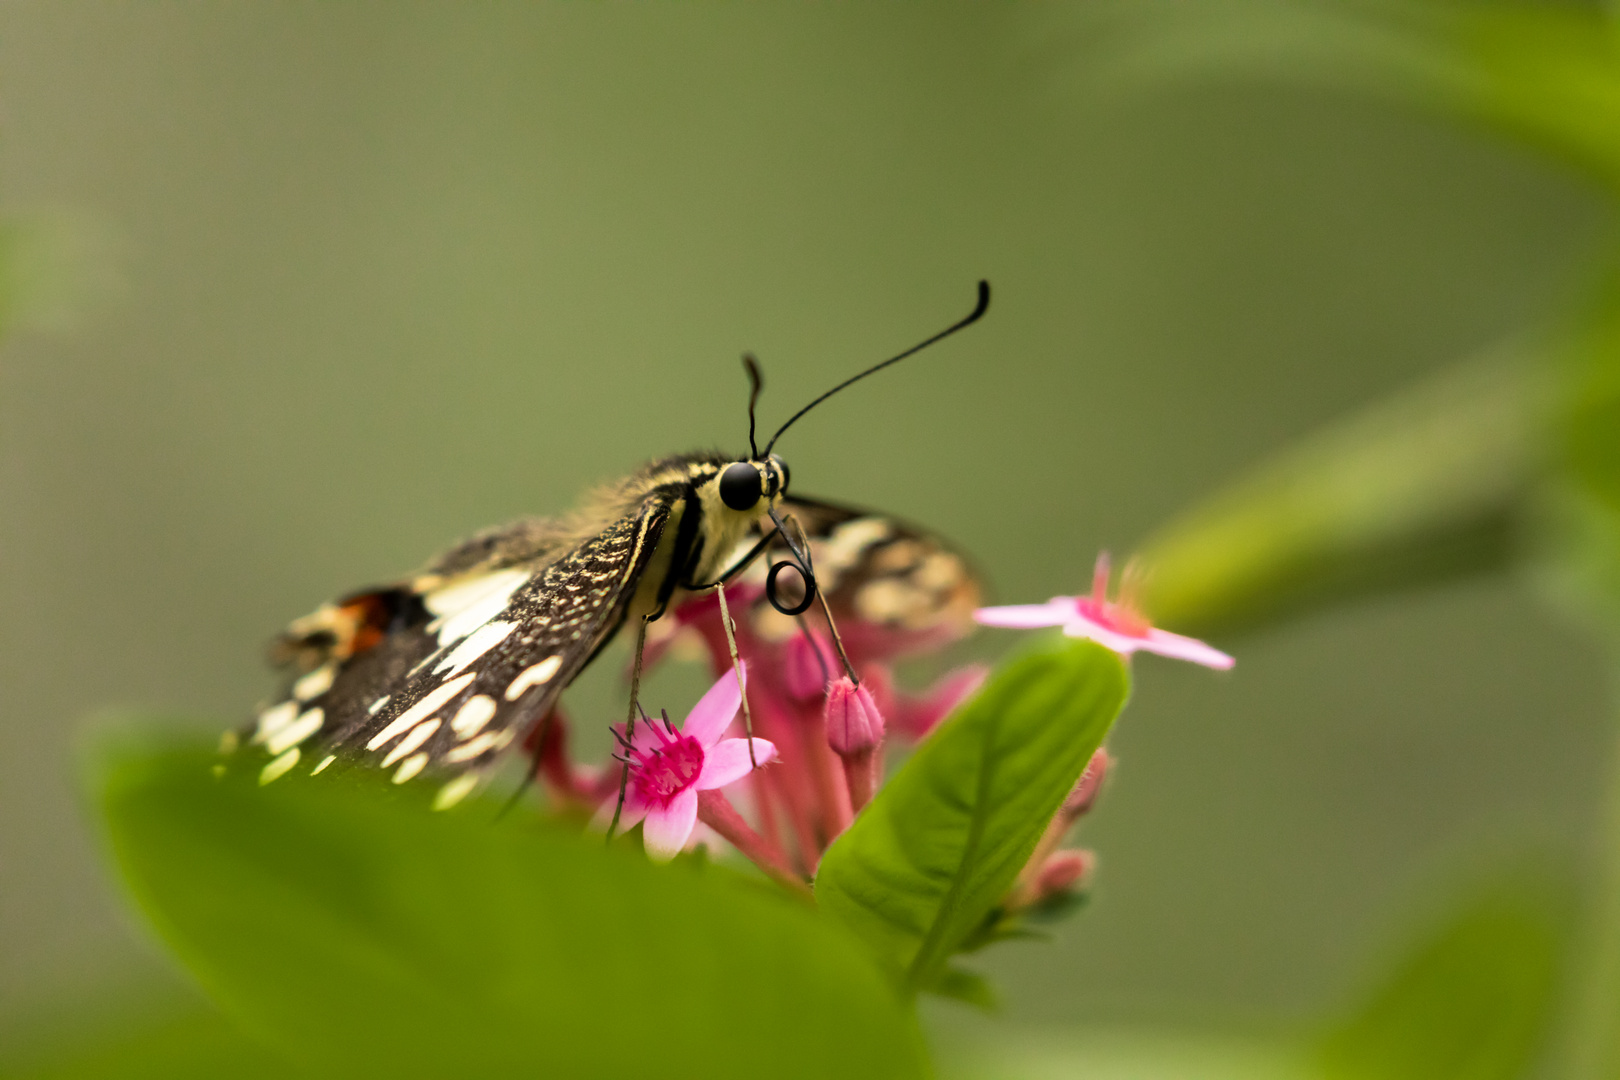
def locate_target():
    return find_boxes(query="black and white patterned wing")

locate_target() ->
[747,494,982,648]
[239,495,674,807]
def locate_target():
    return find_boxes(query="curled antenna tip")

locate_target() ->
[762,278,993,455]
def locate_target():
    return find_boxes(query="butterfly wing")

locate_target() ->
[749,494,982,652]
[241,494,675,805]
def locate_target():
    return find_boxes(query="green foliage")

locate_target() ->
[0,1004,297,1080]
[1136,354,1543,634]
[815,639,1129,997]
[1451,6,1620,189]
[939,1027,1313,1080]
[1317,870,1574,1080]
[97,741,928,1080]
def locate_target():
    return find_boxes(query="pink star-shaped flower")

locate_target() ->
[974,554,1233,670]
[598,664,776,861]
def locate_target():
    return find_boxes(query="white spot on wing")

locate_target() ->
[445,729,502,763]
[293,663,336,702]
[366,673,476,751]
[382,718,441,768]
[311,754,336,775]
[432,773,480,810]
[506,655,563,700]
[367,695,390,716]
[425,569,530,645]
[434,619,517,677]
[451,695,497,738]
[266,708,323,756]
[253,701,298,745]
[821,517,893,575]
[260,747,300,785]
[915,551,962,590]
[392,752,429,784]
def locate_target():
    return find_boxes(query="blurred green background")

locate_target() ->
[0,0,1611,1058]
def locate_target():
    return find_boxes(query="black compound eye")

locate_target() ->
[719,462,762,511]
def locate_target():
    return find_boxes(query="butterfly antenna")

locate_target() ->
[742,353,764,460]
[763,279,990,456]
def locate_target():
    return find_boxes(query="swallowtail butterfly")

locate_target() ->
[227,283,990,811]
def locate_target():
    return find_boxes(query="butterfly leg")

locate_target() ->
[712,582,757,767]
[605,613,653,841]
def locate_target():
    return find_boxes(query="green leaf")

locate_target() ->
[1136,353,1545,636]
[927,967,998,1013]
[1450,6,1620,190]
[96,739,928,1080]
[1046,3,1620,194]
[0,1003,298,1080]
[1317,869,1574,1080]
[938,1027,1314,1080]
[815,639,1128,994]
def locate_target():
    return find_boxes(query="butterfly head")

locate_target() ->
[719,455,789,513]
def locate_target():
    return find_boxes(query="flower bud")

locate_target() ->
[1062,749,1111,817]
[1036,849,1094,896]
[824,676,884,755]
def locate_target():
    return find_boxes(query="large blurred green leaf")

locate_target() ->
[938,1026,1313,1080]
[1057,3,1620,192]
[1451,6,1620,189]
[1317,870,1573,1080]
[98,741,927,1080]
[0,1003,298,1080]
[1563,272,1620,519]
[1137,353,1545,635]
[815,639,1129,995]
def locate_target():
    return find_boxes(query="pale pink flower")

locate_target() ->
[598,664,776,861]
[974,554,1233,670]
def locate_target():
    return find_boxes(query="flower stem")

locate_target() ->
[840,748,878,815]
[804,709,854,839]
[756,704,819,871]
[697,789,812,899]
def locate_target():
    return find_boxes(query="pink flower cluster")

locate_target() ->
[529,551,1229,906]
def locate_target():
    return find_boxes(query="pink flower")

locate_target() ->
[598,665,776,861]
[974,554,1233,670]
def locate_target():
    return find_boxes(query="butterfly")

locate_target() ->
[226,282,990,811]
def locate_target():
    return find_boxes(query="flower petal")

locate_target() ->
[696,737,777,790]
[973,599,1074,629]
[1064,613,1235,670]
[590,789,649,834]
[641,788,699,861]
[1141,628,1235,670]
[612,720,665,756]
[1061,615,1151,655]
[682,663,745,747]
